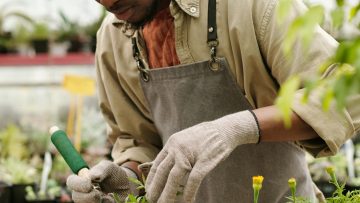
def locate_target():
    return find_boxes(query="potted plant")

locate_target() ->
[25,179,61,203]
[0,158,38,203]
[0,180,11,203]
[0,3,33,54]
[29,22,50,54]
[54,11,84,53]
[83,8,107,53]
[0,125,37,203]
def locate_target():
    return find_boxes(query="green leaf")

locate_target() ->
[275,76,301,128]
[113,193,122,203]
[331,8,345,29]
[283,5,324,56]
[128,177,144,187]
[336,0,345,7]
[321,88,334,111]
[333,75,349,110]
[349,3,360,21]
[126,194,138,203]
[283,18,302,56]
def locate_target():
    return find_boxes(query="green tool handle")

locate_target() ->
[49,126,89,176]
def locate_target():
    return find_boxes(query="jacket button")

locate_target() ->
[190,7,197,13]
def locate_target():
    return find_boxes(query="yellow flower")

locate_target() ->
[326,166,335,175]
[253,176,264,190]
[253,176,264,185]
[253,176,264,203]
[288,178,297,189]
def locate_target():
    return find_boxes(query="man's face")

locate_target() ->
[96,0,157,25]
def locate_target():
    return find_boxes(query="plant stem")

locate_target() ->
[254,190,259,203]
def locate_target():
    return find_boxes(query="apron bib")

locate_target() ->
[131,1,316,202]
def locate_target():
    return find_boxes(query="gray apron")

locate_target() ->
[132,1,316,202]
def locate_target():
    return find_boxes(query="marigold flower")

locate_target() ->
[252,176,264,203]
[253,176,264,186]
[325,166,339,188]
[326,166,335,175]
[288,178,296,189]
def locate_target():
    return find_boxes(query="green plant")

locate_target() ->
[55,10,81,43]
[286,178,312,203]
[11,23,32,45]
[113,176,148,203]
[30,22,50,40]
[50,154,71,183]
[28,130,51,155]
[285,166,360,203]
[0,124,28,160]
[0,3,33,34]
[0,158,37,184]
[83,8,107,38]
[275,0,360,124]
[25,179,61,201]
[0,2,34,51]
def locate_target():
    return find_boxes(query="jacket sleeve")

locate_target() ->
[95,17,162,165]
[258,0,359,157]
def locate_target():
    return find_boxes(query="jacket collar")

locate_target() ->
[110,0,200,35]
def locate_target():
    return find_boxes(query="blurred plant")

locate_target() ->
[308,151,347,183]
[276,0,360,125]
[11,23,32,46]
[0,124,28,160]
[83,8,107,38]
[0,158,37,184]
[30,22,50,41]
[325,166,360,202]
[54,10,86,53]
[55,10,81,43]
[81,105,107,149]
[25,179,61,201]
[28,130,51,156]
[84,8,107,52]
[0,2,34,51]
[50,154,71,184]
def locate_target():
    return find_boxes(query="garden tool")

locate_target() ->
[49,126,100,190]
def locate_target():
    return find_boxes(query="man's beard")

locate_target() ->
[132,0,159,27]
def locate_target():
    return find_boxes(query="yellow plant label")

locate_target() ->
[63,75,95,96]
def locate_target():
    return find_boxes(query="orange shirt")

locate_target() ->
[142,7,180,69]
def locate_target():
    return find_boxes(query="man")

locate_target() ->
[66,0,359,202]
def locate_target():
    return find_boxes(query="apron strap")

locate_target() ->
[207,0,220,70]
[207,0,217,43]
[132,37,149,82]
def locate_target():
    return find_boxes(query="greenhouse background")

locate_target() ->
[0,0,360,203]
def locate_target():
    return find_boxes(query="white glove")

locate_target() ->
[66,160,138,203]
[145,110,260,203]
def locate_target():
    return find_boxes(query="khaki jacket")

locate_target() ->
[95,0,360,165]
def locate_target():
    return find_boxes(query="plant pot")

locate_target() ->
[0,182,11,203]
[31,39,49,54]
[67,39,83,53]
[10,184,34,203]
[89,36,96,53]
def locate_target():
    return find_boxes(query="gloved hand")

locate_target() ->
[66,160,138,203]
[145,110,260,203]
